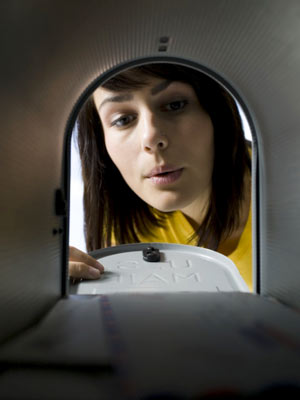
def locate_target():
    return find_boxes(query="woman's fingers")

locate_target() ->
[69,246,104,280]
[69,261,102,280]
[69,246,104,272]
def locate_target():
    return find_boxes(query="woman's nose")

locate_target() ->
[141,112,168,153]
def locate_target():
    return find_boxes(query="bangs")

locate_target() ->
[102,64,193,92]
[102,68,152,91]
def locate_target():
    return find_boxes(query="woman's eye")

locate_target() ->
[164,99,188,112]
[111,115,135,128]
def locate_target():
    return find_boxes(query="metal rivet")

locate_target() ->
[159,36,169,44]
[158,45,168,52]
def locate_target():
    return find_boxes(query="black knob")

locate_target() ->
[143,246,160,262]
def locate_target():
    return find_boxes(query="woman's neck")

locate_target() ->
[180,187,211,230]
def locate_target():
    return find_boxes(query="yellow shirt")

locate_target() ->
[136,207,252,290]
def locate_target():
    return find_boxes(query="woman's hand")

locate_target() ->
[69,246,104,280]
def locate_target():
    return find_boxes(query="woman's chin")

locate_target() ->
[147,197,191,213]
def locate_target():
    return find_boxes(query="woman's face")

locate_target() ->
[93,76,214,216]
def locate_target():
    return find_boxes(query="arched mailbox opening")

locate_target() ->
[66,59,258,295]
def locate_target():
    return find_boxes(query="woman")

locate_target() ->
[69,63,252,289]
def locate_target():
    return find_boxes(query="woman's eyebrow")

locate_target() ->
[151,80,172,95]
[98,93,133,111]
[98,80,173,111]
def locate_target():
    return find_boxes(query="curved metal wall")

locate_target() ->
[1,0,300,341]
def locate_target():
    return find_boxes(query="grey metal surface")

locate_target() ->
[71,243,249,294]
[1,0,300,342]
[1,293,300,398]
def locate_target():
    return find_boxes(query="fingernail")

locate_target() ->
[96,262,104,272]
[88,267,101,279]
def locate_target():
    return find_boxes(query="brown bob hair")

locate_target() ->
[76,63,251,252]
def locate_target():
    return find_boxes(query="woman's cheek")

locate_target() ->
[105,138,131,175]
[104,137,120,165]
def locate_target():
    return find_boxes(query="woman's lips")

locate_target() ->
[147,168,184,185]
